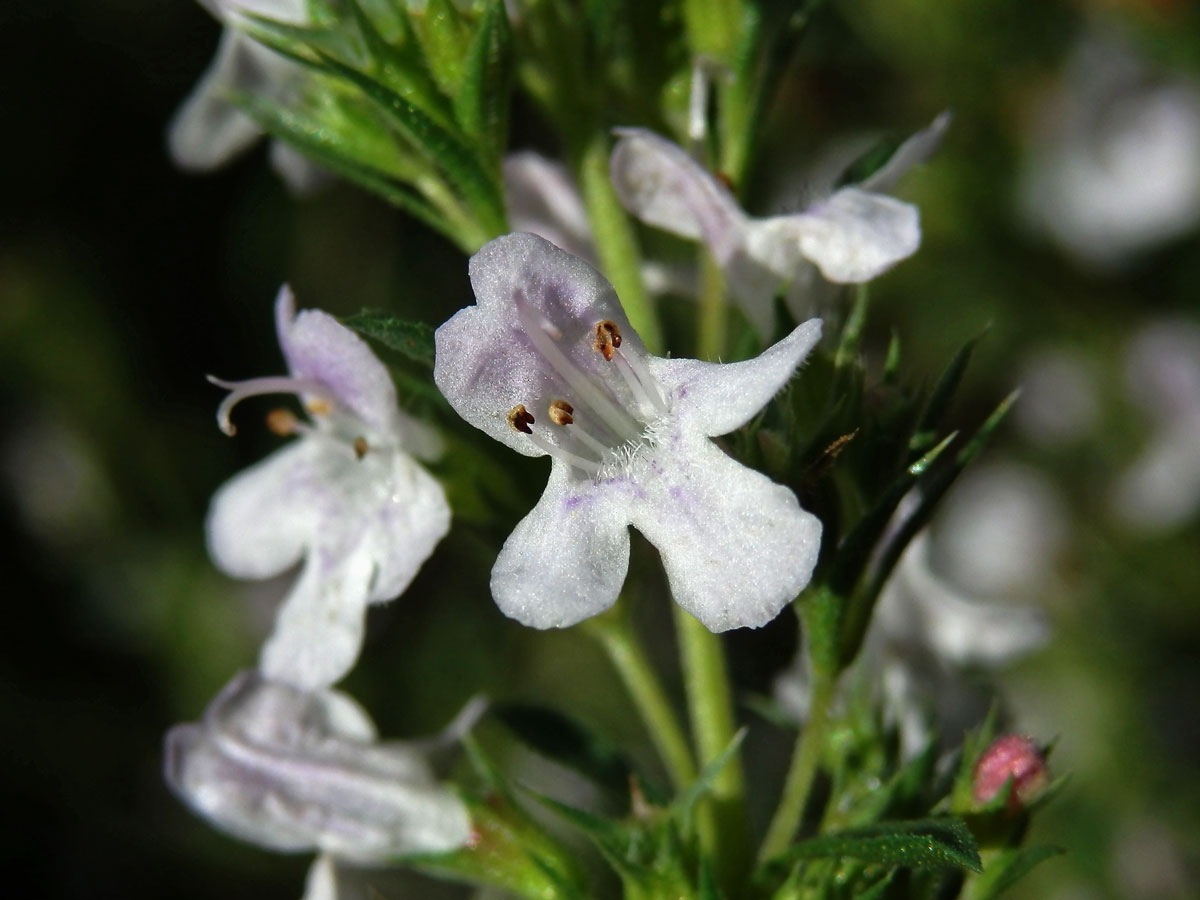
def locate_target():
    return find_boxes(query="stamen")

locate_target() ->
[208,375,334,437]
[266,409,300,436]
[507,404,535,434]
[594,320,623,361]
[512,293,641,442]
[525,431,601,475]
[548,400,574,426]
[613,352,668,418]
[353,437,369,459]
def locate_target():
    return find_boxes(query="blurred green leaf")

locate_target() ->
[342,310,437,366]
[454,0,514,161]
[771,818,982,873]
[965,845,1063,900]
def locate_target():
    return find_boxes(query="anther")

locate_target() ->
[594,320,623,361]
[353,436,369,459]
[266,408,299,436]
[548,400,574,426]
[306,399,332,416]
[507,404,535,434]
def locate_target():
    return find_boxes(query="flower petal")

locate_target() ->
[651,319,822,437]
[610,128,746,260]
[748,187,921,284]
[206,439,318,580]
[490,463,630,628]
[167,32,266,172]
[503,151,595,262]
[633,440,821,631]
[858,111,952,193]
[269,140,330,195]
[274,287,401,436]
[165,672,472,862]
[435,232,643,457]
[256,445,450,689]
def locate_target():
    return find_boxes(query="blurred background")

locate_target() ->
[1,0,1197,897]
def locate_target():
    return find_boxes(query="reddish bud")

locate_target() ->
[972,734,1049,812]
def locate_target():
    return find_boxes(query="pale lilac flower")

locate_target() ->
[1019,31,1200,268]
[208,286,450,690]
[169,0,325,192]
[609,115,947,336]
[434,232,822,632]
[165,671,472,876]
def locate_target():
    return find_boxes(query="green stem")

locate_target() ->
[758,669,836,861]
[672,606,749,876]
[575,132,663,353]
[583,608,696,792]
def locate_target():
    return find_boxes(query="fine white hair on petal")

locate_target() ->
[633,439,821,632]
[491,465,631,628]
[651,318,822,438]
[165,672,473,862]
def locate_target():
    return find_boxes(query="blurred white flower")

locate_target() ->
[208,286,450,689]
[1019,31,1200,267]
[776,463,1061,758]
[1015,348,1101,448]
[165,671,472,890]
[434,232,823,632]
[609,116,946,337]
[169,0,325,192]
[1111,318,1200,531]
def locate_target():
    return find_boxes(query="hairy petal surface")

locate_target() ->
[491,465,631,628]
[652,319,822,437]
[165,671,471,862]
[632,439,822,631]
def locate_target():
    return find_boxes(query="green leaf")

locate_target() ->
[493,702,633,797]
[773,818,982,873]
[413,0,472,90]
[342,310,437,366]
[673,727,747,829]
[852,871,897,900]
[966,845,1063,900]
[454,0,514,161]
[313,51,506,238]
[909,335,981,456]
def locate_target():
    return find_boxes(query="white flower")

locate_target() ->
[433,232,822,632]
[169,0,325,192]
[1111,318,1200,531]
[207,286,450,690]
[165,671,472,874]
[1019,31,1200,268]
[609,116,946,336]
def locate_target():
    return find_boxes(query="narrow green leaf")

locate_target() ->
[835,284,871,371]
[852,871,897,900]
[909,335,980,455]
[314,51,506,236]
[342,310,436,365]
[774,818,982,873]
[414,0,472,90]
[883,330,902,385]
[453,0,514,160]
[493,703,632,796]
[234,94,464,244]
[673,727,747,828]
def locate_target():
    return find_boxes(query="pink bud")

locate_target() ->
[972,734,1049,812]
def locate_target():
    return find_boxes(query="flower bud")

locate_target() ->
[972,734,1049,812]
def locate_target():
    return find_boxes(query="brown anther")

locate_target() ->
[306,399,332,416]
[715,171,736,192]
[548,400,575,426]
[353,436,369,459]
[266,408,299,436]
[594,320,623,361]
[507,404,535,434]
